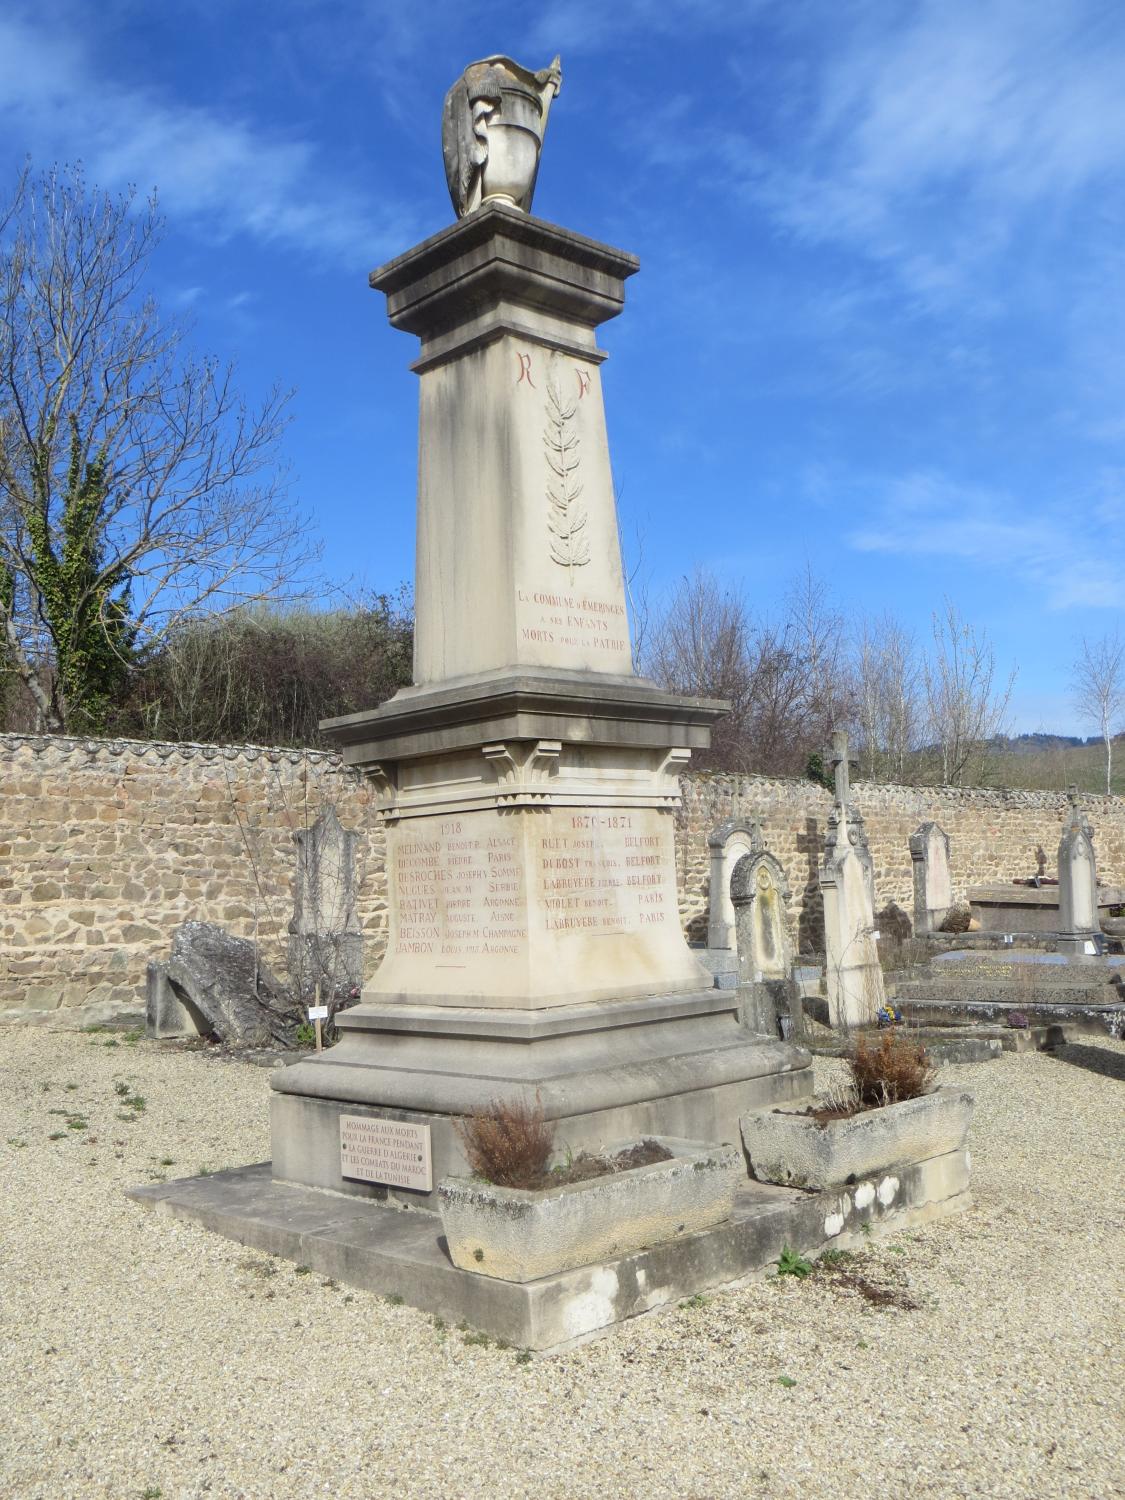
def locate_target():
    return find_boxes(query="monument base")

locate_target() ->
[270,989,812,1208]
[128,1149,971,1352]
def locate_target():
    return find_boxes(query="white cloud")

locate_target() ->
[169,285,205,308]
[525,0,745,54]
[0,12,412,264]
[743,2,1125,302]
[601,1,1125,326]
[848,470,1122,612]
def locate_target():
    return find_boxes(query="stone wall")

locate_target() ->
[4,730,1125,1024]
[676,773,1125,953]
[0,734,384,1025]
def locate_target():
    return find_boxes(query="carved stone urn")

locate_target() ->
[442,55,562,217]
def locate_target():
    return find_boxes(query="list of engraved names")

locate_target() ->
[392,809,674,962]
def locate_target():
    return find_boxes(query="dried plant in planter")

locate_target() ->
[801,1075,861,1121]
[848,1030,935,1109]
[454,1095,556,1189]
[939,903,971,934]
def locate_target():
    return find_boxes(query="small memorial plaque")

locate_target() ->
[339,1114,432,1192]
[307,1004,329,1021]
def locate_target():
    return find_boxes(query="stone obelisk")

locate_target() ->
[270,56,810,1204]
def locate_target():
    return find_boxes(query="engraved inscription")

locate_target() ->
[516,587,628,655]
[539,814,670,934]
[394,819,527,960]
[339,1115,432,1192]
[388,809,676,968]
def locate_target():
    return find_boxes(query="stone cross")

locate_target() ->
[827,729,856,809]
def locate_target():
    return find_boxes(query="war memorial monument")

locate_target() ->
[132,56,975,1348]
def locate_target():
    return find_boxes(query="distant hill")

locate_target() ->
[995,732,1090,755]
[870,733,1125,795]
[982,733,1124,795]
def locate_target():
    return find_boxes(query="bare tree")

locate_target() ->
[853,613,922,782]
[641,566,849,775]
[786,563,853,752]
[923,600,1015,785]
[1072,631,1125,795]
[643,567,753,723]
[0,163,315,732]
[619,506,652,675]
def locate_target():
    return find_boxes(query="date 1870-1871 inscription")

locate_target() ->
[392,810,671,961]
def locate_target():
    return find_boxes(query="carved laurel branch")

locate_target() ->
[544,356,589,581]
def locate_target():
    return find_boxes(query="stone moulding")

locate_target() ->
[363,727,697,823]
[438,1138,742,1282]
[740,1087,974,1191]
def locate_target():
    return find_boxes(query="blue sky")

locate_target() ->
[2,0,1122,732]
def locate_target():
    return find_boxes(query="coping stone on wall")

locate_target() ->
[0,730,364,778]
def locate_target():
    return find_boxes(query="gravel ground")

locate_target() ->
[1,1030,1122,1500]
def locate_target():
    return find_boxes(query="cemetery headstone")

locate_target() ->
[1058,785,1099,956]
[706,819,762,953]
[147,922,302,1046]
[819,729,885,1027]
[287,806,364,1005]
[730,839,798,1036]
[909,821,952,935]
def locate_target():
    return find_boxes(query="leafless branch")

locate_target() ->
[0,162,319,729]
[923,599,1015,785]
[1071,631,1125,795]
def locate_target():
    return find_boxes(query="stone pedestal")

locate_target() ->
[270,204,810,1206]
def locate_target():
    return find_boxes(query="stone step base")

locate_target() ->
[893,995,1124,1039]
[892,975,1119,1005]
[127,1149,970,1353]
[270,990,811,1210]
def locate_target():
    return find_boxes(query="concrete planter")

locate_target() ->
[438,1139,742,1283]
[741,1087,973,1190]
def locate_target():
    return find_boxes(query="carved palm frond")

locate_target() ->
[543,357,590,583]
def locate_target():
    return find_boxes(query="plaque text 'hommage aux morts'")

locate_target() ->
[339,1115,433,1192]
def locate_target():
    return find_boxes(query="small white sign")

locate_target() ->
[340,1114,432,1192]
[872,930,881,941]
[307,1004,329,1021]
